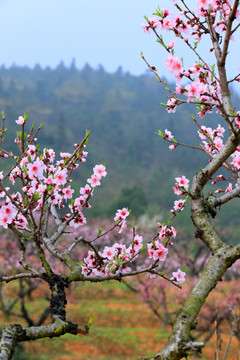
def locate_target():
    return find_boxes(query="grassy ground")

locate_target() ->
[2,280,239,360]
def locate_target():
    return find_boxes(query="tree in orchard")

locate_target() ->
[140,0,240,359]
[0,112,186,360]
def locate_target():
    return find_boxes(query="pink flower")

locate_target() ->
[27,160,46,180]
[173,199,186,211]
[171,269,186,284]
[213,137,223,152]
[216,124,225,137]
[69,212,87,228]
[114,208,129,222]
[93,164,107,179]
[148,241,168,261]
[60,152,71,159]
[87,174,101,187]
[166,98,177,113]
[15,213,28,231]
[141,24,150,34]
[62,185,74,200]
[102,246,116,261]
[168,40,175,49]
[55,168,68,186]
[26,145,36,161]
[185,81,205,101]
[80,184,92,197]
[165,54,183,77]
[133,235,143,252]
[153,243,168,261]
[225,183,233,192]
[175,176,189,189]
[164,129,174,140]
[44,149,55,162]
[15,116,25,125]
[0,204,17,228]
[173,186,184,196]
[231,152,240,169]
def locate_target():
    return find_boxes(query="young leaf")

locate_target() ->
[98,226,104,236]
[88,315,95,327]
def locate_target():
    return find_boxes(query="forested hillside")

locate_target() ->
[0,62,239,243]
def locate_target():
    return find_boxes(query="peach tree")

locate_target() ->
[141,0,240,359]
[0,113,184,360]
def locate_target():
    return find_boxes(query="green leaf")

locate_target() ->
[131,220,136,227]
[24,113,29,122]
[32,192,40,202]
[157,129,164,138]
[153,7,163,17]
[1,111,4,118]
[98,226,104,236]
[182,267,189,272]
[77,261,85,267]
[157,39,167,50]
[88,315,95,328]
[158,269,167,275]
[85,129,90,137]
[54,325,64,336]
[140,245,146,252]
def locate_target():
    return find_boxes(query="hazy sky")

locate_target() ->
[0,0,239,79]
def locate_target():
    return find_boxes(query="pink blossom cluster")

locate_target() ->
[173,176,189,196]
[171,176,189,213]
[142,1,239,42]
[114,207,129,233]
[0,118,189,287]
[87,164,107,187]
[147,240,168,262]
[172,199,186,212]
[0,130,108,230]
[141,2,240,116]
[231,146,240,170]
[198,124,225,154]
[81,234,144,277]
[158,223,177,241]
[196,0,240,22]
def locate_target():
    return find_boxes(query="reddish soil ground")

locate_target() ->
[1,280,239,359]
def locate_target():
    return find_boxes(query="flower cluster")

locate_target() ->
[173,176,189,196]
[0,121,108,231]
[198,124,225,154]
[81,228,144,277]
[231,146,240,170]
[141,1,240,116]
[147,240,168,262]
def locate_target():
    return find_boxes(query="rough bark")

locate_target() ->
[0,275,79,360]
